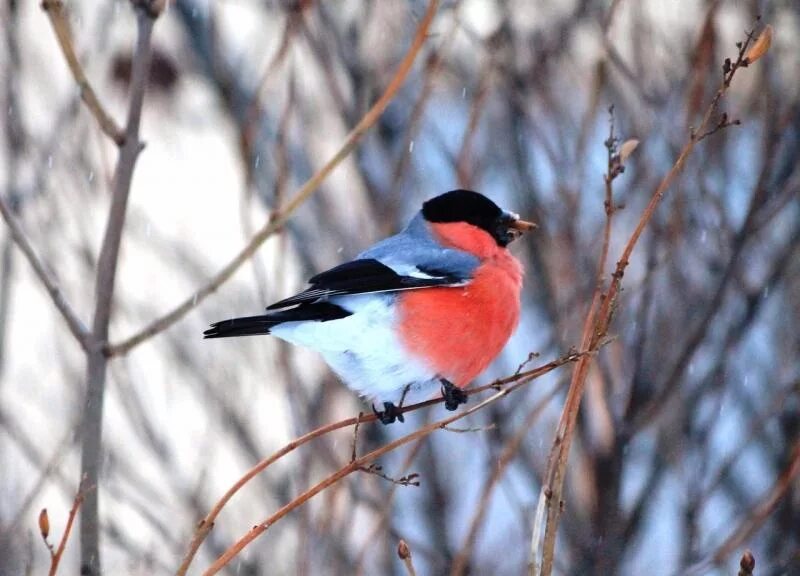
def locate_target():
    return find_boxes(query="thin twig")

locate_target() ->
[107,0,440,358]
[48,479,94,576]
[0,194,92,349]
[358,464,420,487]
[440,423,497,433]
[40,0,125,145]
[451,380,565,576]
[201,350,588,575]
[175,350,585,575]
[535,22,766,576]
[686,441,800,575]
[532,105,625,576]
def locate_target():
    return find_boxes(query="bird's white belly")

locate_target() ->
[270,295,438,405]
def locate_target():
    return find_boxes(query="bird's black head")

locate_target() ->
[422,189,535,247]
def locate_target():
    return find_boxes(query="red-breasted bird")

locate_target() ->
[204,190,535,424]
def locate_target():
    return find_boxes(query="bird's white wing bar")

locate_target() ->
[266,258,469,310]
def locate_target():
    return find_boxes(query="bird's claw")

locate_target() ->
[441,379,468,411]
[372,402,405,425]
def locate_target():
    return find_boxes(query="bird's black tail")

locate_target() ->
[204,302,351,339]
[204,314,283,338]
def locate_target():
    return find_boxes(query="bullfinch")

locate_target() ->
[204,189,534,424]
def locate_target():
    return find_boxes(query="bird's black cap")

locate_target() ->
[422,189,521,246]
[422,189,502,229]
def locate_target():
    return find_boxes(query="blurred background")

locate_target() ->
[1,0,799,574]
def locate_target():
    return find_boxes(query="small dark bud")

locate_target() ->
[397,539,411,560]
[723,58,732,74]
[739,550,755,574]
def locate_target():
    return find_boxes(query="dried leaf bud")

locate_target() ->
[739,550,755,573]
[397,539,411,560]
[745,25,773,64]
[619,139,640,163]
[39,508,50,540]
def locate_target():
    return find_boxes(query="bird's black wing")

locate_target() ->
[266,258,466,310]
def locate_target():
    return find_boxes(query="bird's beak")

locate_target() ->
[509,218,537,233]
[505,215,537,243]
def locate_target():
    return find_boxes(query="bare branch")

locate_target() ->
[0,194,92,349]
[79,4,160,574]
[201,351,585,575]
[106,0,441,358]
[534,21,768,576]
[175,350,585,575]
[40,0,125,145]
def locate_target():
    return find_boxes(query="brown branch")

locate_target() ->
[201,350,586,575]
[450,380,564,576]
[533,105,625,575]
[685,441,799,576]
[106,0,440,358]
[353,440,427,575]
[711,440,800,566]
[45,479,93,576]
[79,4,161,574]
[0,194,92,349]
[40,0,125,145]
[175,350,585,575]
[534,22,767,576]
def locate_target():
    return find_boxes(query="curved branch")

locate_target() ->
[175,350,585,575]
[201,351,585,575]
[41,0,125,145]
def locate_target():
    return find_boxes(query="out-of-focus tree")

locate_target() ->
[0,1,798,575]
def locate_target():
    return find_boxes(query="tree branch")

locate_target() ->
[201,351,586,575]
[175,350,586,575]
[40,0,126,146]
[0,194,92,349]
[106,0,440,358]
[79,3,161,574]
[534,21,767,576]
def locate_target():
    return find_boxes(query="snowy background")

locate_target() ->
[1,1,799,575]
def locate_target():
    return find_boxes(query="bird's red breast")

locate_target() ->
[397,222,523,387]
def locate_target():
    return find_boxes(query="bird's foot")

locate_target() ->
[441,379,468,411]
[372,401,405,425]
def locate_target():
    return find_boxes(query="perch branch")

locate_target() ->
[201,350,586,575]
[175,350,585,575]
